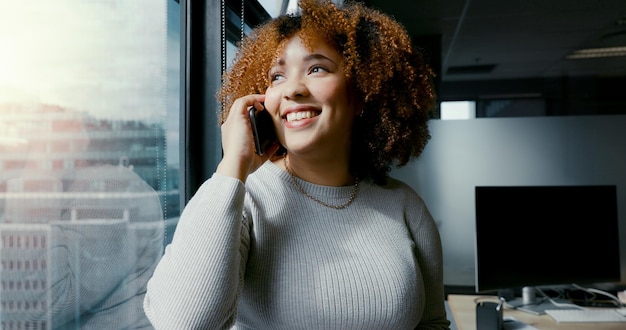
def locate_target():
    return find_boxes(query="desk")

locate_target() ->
[447,294,625,330]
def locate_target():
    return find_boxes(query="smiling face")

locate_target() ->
[264,35,359,159]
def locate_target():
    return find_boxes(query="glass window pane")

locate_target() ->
[258,0,285,17]
[257,0,298,17]
[0,0,180,328]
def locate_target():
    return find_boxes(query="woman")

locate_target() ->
[144,0,449,329]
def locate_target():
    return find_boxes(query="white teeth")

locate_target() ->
[286,111,318,122]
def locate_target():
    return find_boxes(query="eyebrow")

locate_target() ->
[303,53,335,63]
[274,52,336,67]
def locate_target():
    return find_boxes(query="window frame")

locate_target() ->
[180,0,272,206]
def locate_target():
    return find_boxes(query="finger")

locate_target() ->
[249,97,267,114]
[224,95,265,121]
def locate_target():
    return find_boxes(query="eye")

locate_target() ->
[269,68,285,82]
[309,65,328,74]
[269,72,285,82]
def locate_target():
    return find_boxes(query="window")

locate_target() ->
[441,101,476,120]
[0,0,180,328]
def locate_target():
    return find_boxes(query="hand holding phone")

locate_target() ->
[249,106,277,156]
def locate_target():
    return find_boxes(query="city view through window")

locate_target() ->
[0,1,180,328]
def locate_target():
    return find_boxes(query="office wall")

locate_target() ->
[391,115,626,287]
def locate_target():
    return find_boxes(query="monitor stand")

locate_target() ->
[504,287,573,315]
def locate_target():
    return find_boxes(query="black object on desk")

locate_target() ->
[477,300,504,330]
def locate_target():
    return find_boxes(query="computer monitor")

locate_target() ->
[475,185,621,312]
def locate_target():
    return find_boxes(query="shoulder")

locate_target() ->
[369,177,438,228]
[358,176,431,221]
[372,176,426,206]
[243,161,291,206]
[245,161,286,188]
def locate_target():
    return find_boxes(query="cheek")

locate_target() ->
[323,84,356,117]
[310,81,345,104]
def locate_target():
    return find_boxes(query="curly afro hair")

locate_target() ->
[218,0,436,185]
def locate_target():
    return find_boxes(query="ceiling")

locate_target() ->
[366,0,626,83]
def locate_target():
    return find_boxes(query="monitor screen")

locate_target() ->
[475,185,621,293]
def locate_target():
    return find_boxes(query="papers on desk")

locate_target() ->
[503,317,538,330]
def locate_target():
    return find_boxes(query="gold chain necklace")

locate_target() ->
[283,156,359,209]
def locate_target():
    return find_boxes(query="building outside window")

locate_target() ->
[0,1,180,328]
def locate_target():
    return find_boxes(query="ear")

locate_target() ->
[347,81,365,118]
[353,97,366,119]
[355,108,364,118]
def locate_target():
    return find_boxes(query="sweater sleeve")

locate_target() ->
[405,190,451,330]
[143,173,250,330]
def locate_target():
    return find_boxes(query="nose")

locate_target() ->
[283,77,309,100]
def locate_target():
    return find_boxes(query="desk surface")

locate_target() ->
[447,294,626,330]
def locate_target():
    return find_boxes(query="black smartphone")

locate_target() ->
[249,106,277,156]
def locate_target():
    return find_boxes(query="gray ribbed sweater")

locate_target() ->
[144,161,450,329]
